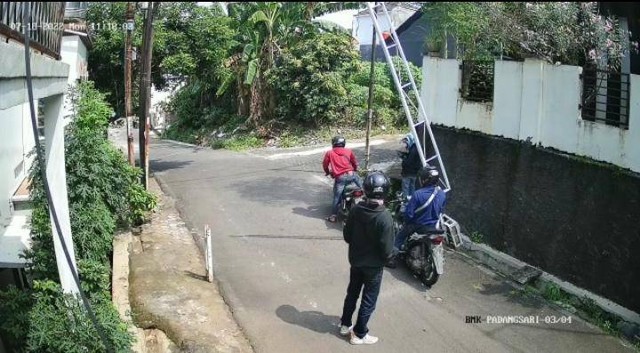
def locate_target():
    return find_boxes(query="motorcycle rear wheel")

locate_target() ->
[421,253,439,287]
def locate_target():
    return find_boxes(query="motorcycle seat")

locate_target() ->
[416,229,445,235]
[343,183,362,193]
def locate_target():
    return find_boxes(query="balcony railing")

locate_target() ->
[0,2,65,60]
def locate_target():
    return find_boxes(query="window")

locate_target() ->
[460,60,495,103]
[580,65,630,129]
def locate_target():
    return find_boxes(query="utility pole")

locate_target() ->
[124,2,135,166]
[139,2,156,189]
[364,2,378,171]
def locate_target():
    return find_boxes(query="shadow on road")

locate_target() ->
[232,176,324,205]
[276,304,343,338]
[384,265,433,293]
[183,270,207,282]
[229,234,343,241]
[151,158,194,173]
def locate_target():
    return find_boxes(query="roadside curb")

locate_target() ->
[457,233,640,338]
[112,231,148,352]
[128,177,255,353]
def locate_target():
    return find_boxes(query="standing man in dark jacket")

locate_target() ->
[339,171,394,345]
[398,133,422,199]
[323,136,362,223]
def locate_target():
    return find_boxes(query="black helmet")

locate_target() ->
[417,165,439,187]
[332,135,346,148]
[363,171,390,200]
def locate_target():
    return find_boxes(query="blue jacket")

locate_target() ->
[404,185,446,227]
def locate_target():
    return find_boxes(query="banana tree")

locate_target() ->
[222,2,364,129]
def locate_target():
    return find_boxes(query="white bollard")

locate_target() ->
[205,225,213,282]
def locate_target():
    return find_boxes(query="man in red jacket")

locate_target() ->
[323,136,362,223]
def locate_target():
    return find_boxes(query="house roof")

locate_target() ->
[355,2,421,16]
[384,10,423,45]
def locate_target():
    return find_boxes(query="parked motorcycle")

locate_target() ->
[339,181,364,220]
[388,191,445,287]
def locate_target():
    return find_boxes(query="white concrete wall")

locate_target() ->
[61,35,89,84]
[60,35,89,123]
[421,56,640,173]
[61,36,79,84]
[353,15,391,45]
[0,103,35,226]
[353,7,415,45]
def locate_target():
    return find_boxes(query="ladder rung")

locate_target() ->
[426,155,438,163]
[401,82,412,90]
[386,43,397,50]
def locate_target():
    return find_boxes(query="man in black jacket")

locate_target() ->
[339,171,395,345]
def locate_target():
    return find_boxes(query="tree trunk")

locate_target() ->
[237,76,249,117]
[249,75,262,126]
[461,60,473,98]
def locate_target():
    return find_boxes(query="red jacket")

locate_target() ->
[323,147,358,179]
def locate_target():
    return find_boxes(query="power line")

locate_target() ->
[22,3,114,352]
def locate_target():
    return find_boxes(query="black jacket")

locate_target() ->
[401,144,421,177]
[343,200,395,268]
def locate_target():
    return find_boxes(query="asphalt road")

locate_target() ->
[150,136,634,353]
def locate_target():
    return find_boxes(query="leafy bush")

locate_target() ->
[0,286,33,352]
[212,134,264,151]
[424,2,638,69]
[25,281,132,353]
[268,32,361,126]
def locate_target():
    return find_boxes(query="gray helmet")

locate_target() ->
[363,171,390,199]
[417,165,439,187]
[332,135,346,148]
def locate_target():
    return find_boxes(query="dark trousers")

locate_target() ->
[394,223,434,251]
[340,266,383,338]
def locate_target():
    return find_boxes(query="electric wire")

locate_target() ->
[22,3,114,352]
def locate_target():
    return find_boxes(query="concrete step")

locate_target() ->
[11,177,32,212]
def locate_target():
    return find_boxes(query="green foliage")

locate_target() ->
[25,281,133,353]
[423,2,638,69]
[65,82,157,229]
[542,283,571,302]
[211,135,264,151]
[268,32,362,126]
[0,286,33,352]
[90,2,423,148]
[470,231,485,243]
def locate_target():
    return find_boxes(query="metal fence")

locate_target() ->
[0,2,66,60]
[580,65,630,129]
[460,60,495,103]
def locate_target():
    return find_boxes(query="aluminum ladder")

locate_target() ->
[367,3,462,248]
[366,2,451,192]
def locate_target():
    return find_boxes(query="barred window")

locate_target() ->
[580,65,630,129]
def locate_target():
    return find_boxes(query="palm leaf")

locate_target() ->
[216,72,235,97]
[244,58,259,85]
[249,10,269,25]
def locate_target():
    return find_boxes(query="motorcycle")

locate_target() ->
[339,181,364,220]
[389,191,445,287]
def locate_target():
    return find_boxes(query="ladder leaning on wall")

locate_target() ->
[366,2,451,192]
[367,2,462,248]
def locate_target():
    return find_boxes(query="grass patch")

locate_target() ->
[470,231,485,244]
[516,283,640,350]
[211,135,264,151]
